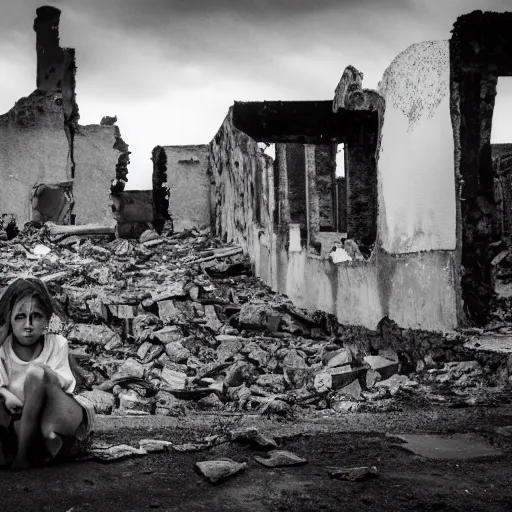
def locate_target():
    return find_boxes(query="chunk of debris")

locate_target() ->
[90,444,148,462]
[195,459,247,484]
[138,439,173,453]
[327,466,378,481]
[363,355,399,380]
[254,450,307,468]
[229,427,278,450]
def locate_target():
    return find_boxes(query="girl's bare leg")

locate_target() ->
[12,366,83,469]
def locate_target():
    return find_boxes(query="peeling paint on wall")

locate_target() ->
[378,40,456,254]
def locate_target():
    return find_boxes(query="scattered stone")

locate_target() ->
[229,427,278,450]
[376,374,417,396]
[157,300,182,322]
[314,366,365,392]
[204,305,223,332]
[160,368,187,391]
[363,355,399,380]
[139,439,173,453]
[332,400,360,413]
[118,390,153,414]
[90,444,148,462]
[328,466,378,481]
[165,341,191,363]
[325,349,352,368]
[365,369,382,389]
[77,389,115,414]
[216,337,244,362]
[153,326,183,344]
[112,358,146,381]
[195,459,247,484]
[338,379,362,400]
[239,303,280,329]
[224,361,258,387]
[66,323,121,346]
[282,349,309,388]
[198,393,223,409]
[254,450,307,468]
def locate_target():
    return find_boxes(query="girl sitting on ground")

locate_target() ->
[0,278,94,469]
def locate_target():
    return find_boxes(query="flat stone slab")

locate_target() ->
[394,433,504,460]
[464,334,512,354]
[327,466,378,481]
[254,450,307,468]
[195,459,247,483]
[229,427,278,450]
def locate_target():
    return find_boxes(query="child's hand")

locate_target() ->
[4,394,23,415]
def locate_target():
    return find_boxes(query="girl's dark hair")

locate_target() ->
[0,278,64,332]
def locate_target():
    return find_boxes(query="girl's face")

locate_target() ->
[10,296,48,346]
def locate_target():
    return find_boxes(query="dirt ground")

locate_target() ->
[2,405,512,512]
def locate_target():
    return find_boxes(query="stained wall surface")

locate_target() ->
[0,91,71,225]
[208,39,460,332]
[163,145,211,232]
[73,124,120,226]
[378,40,456,254]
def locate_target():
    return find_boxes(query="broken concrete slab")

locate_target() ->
[327,466,378,481]
[77,389,115,415]
[338,379,362,400]
[165,341,191,363]
[363,355,399,380]
[238,303,280,329]
[112,358,146,381]
[138,439,173,453]
[314,366,365,392]
[229,427,278,450]
[195,459,247,484]
[66,323,121,346]
[90,444,148,462]
[324,349,352,368]
[254,450,307,468]
[393,434,504,460]
[160,368,187,391]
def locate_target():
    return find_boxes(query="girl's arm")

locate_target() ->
[0,386,23,414]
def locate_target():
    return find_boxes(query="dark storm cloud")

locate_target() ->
[55,0,416,29]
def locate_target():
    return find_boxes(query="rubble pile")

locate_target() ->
[0,221,506,417]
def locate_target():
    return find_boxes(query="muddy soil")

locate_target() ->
[2,407,512,512]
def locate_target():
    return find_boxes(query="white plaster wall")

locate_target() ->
[164,145,211,232]
[0,127,70,225]
[73,125,119,226]
[378,40,456,253]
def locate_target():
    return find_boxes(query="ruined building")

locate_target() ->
[158,10,512,333]
[0,6,130,231]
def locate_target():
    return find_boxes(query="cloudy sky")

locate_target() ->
[1,0,512,189]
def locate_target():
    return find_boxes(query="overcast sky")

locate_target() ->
[1,0,512,190]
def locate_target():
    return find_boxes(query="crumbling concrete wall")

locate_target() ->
[378,41,456,254]
[159,145,211,232]
[0,90,71,224]
[492,144,512,240]
[112,190,154,238]
[0,6,127,229]
[209,97,457,331]
[450,11,512,324]
[208,109,277,287]
[73,124,126,225]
